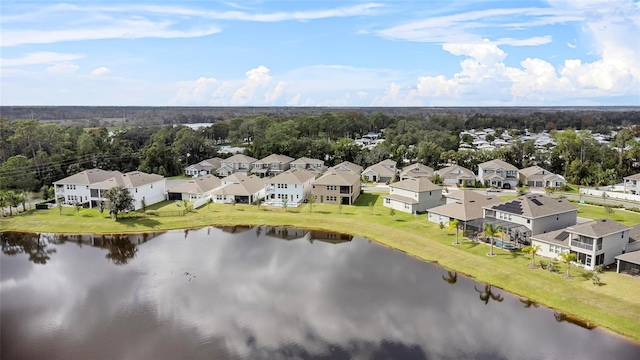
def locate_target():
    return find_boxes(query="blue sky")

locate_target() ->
[1,1,639,106]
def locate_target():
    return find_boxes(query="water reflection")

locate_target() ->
[519,297,540,309]
[1,232,56,264]
[1,228,639,360]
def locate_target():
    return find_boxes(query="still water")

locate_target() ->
[2,228,639,360]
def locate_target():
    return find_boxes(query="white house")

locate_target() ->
[166,174,222,201]
[519,166,566,188]
[477,159,519,189]
[53,169,166,210]
[531,219,632,271]
[264,169,316,206]
[399,163,434,181]
[211,174,265,204]
[383,177,442,214]
[436,165,476,187]
[362,159,397,183]
[184,157,223,177]
[623,173,640,194]
[216,154,257,177]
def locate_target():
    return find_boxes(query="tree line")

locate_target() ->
[1,110,639,198]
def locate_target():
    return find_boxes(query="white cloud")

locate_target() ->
[1,52,84,66]
[172,77,220,105]
[357,91,368,99]
[287,93,302,106]
[45,61,79,74]
[264,81,287,103]
[90,67,110,76]
[232,65,273,104]
[2,19,221,46]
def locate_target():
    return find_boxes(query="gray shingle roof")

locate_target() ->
[390,177,441,192]
[615,251,640,265]
[167,174,221,194]
[430,190,502,222]
[267,169,315,184]
[314,170,360,186]
[485,194,577,218]
[479,159,518,171]
[566,219,631,238]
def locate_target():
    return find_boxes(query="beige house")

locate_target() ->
[362,159,397,183]
[166,174,222,201]
[519,166,566,188]
[290,157,326,175]
[399,163,434,181]
[211,174,264,204]
[477,159,519,189]
[216,154,257,177]
[184,157,223,177]
[437,165,476,186]
[427,190,501,228]
[251,154,294,178]
[383,177,442,214]
[329,161,363,174]
[312,170,361,205]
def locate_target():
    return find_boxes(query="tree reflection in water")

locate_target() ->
[1,232,56,264]
[554,311,596,330]
[519,297,540,309]
[474,284,504,305]
[442,271,457,285]
[103,235,138,265]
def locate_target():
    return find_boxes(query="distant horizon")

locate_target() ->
[1,1,639,106]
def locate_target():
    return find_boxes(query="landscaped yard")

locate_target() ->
[576,204,640,225]
[2,192,640,342]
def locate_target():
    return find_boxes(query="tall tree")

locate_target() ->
[559,252,577,278]
[102,186,135,220]
[522,244,541,268]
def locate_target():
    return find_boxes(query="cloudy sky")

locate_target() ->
[1,1,639,106]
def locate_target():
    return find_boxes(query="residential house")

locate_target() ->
[290,157,326,175]
[312,169,361,205]
[473,194,578,243]
[477,159,519,189]
[399,163,434,181]
[436,165,476,187]
[427,190,501,229]
[166,174,222,201]
[623,173,640,194]
[251,154,294,178]
[184,157,223,177]
[264,169,316,206]
[54,169,166,210]
[531,219,632,271]
[615,224,640,274]
[211,174,264,204]
[519,166,566,188]
[362,159,397,183]
[329,161,363,175]
[216,154,257,177]
[383,177,442,214]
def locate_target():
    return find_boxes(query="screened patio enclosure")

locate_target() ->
[465,218,531,249]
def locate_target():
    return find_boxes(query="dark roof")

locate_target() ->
[485,194,577,218]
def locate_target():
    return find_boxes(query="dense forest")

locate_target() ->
[1,109,640,204]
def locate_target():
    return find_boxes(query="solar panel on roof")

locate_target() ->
[531,198,543,206]
[554,231,569,241]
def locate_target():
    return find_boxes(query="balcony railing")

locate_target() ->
[571,241,593,251]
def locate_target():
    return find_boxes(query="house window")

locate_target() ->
[404,203,410,209]
[151,184,153,188]
[527,219,531,224]
[135,188,138,193]
[385,198,390,204]
[556,215,559,220]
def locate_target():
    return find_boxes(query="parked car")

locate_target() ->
[486,187,502,193]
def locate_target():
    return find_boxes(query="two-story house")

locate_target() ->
[216,154,257,177]
[531,219,632,271]
[474,194,578,243]
[329,161,363,175]
[399,163,434,181]
[383,177,442,214]
[53,169,166,210]
[312,170,361,205]
[623,173,640,194]
[519,166,566,188]
[251,154,294,178]
[290,157,326,175]
[436,165,476,187]
[184,157,223,177]
[211,173,264,204]
[477,159,519,189]
[362,159,397,183]
[264,169,315,206]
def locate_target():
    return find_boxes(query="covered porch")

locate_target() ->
[465,218,531,250]
[616,252,640,276]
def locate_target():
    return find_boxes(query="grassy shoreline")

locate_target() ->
[2,194,640,343]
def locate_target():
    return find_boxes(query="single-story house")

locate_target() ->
[166,174,222,201]
[427,190,501,228]
[211,174,265,204]
[399,163,434,181]
[362,159,397,183]
[519,165,566,188]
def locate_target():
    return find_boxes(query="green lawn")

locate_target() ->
[2,193,640,342]
[577,204,640,225]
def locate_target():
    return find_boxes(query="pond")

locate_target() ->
[2,228,640,359]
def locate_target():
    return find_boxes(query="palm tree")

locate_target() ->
[483,222,501,256]
[522,244,541,268]
[442,271,457,284]
[559,252,577,278]
[449,219,461,245]
[474,284,504,305]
